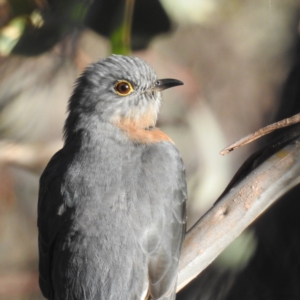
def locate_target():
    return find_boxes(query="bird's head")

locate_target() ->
[65,55,183,139]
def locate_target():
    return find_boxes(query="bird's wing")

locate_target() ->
[37,149,67,298]
[138,142,187,300]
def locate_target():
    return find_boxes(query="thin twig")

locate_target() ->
[220,112,300,155]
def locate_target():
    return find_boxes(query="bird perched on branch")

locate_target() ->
[38,55,187,300]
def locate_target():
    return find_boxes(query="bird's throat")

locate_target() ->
[112,114,173,144]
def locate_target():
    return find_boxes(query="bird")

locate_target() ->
[37,54,187,300]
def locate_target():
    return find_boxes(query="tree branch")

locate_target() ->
[177,136,300,291]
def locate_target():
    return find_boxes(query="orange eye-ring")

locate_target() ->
[114,80,134,96]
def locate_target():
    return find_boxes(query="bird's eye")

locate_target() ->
[114,80,134,96]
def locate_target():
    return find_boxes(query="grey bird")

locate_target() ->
[38,55,187,300]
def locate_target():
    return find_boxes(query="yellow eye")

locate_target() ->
[114,80,134,96]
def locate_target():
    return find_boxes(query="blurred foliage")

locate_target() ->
[110,25,129,55]
[0,0,91,56]
[0,16,26,55]
[110,0,134,55]
[8,0,44,17]
[85,0,171,51]
[215,229,257,271]
[0,0,172,56]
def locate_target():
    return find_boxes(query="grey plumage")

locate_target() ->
[38,55,187,300]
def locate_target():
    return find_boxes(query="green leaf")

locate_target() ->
[110,25,131,55]
[0,16,26,56]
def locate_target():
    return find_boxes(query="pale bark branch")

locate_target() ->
[177,136,300,291]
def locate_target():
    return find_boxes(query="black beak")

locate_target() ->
[153,78,184,92]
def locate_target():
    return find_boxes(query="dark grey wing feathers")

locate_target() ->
[38,149,67,299]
